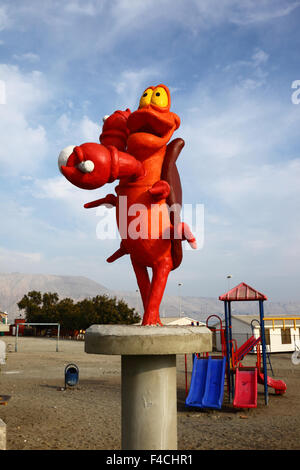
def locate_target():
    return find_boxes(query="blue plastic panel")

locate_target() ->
[202,357,226,409]
[185,356,226,410]
[185,357,209,408]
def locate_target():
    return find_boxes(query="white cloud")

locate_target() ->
[0,247,41,263]
[252,49,269,66]
[0,177,121,286]
[112,68,161,109]
[56,113,101,145]
[229,1,300,25]
[80,115,101,141]
[32,175,94,209]
[12,52,40,63]
[181,80,299,178]
[0,247,42,273]
[0,64,50,175]
[64,0,101,16]
[109,0,300,35]
[0,0,299,300]
[4,1,300,51]
[212,159,300,208]
[0,65,50,112]
[0,6,10,31]
[222,48,270,90]
[174,74,300,296]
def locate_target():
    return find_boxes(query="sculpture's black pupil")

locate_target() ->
[156,92,160,96]
[143,93,147,97]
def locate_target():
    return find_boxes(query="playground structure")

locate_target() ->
[185,282,287,410]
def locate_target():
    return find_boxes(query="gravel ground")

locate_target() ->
[0,335,299,450]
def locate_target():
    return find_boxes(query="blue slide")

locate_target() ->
[185,356,226,409]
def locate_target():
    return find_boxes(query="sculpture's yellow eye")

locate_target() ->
[139,88,153,108]
[151,86,169,108]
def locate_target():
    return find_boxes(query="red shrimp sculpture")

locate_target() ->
[58,84,196,325]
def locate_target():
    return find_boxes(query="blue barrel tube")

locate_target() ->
[65,363,79,387]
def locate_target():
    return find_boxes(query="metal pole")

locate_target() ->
[224,301,232,402]
[178,283,182,318]
[56,324,60,352]
[228,301,234,398]
[259,300,268,405]
[15,324,19,352]
[226,274,232,292]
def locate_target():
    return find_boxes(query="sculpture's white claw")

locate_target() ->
[58,145,75,173]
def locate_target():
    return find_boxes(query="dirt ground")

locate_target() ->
[0,335,299,450]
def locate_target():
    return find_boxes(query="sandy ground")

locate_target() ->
[0,335,300,450]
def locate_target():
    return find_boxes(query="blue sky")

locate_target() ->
[0,0,300,302]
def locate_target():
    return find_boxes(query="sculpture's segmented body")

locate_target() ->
[59,84,196,325]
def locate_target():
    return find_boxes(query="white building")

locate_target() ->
[161,316,205,326]
[136,316,205,326]
[215,314,300,353]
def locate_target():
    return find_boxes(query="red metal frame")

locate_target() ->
[206,315,227,357]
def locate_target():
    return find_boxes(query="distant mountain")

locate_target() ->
[0,271,299,323]
[0,272,110,321]
[117,291,300,323]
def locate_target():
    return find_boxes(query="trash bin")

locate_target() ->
[65,363,79,388]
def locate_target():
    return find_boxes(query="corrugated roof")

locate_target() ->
[219,282,267,302]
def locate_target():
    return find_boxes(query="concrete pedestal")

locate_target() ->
[85,324,212,450]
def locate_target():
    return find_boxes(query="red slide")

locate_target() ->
[233,369,257,408]
[257,371,287,395]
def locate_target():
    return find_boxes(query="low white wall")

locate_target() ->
[268,327,300,353]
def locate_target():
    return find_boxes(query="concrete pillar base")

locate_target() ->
[85,324,211,450]
[122,354,177,450]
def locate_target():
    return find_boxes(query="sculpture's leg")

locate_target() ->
[142,258,173,326]
[131,258,151,312]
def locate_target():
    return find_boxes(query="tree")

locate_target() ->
[57,298,81,331]
[17,291,141,331]
[76,295,140,328]
[41,292,59,323]
[17,291,43,323]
